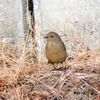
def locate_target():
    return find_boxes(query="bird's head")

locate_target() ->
[44,32,61,42]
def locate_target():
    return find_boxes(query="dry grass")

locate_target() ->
[0,37,100,100]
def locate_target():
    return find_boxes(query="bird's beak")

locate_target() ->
[44,36,48,39]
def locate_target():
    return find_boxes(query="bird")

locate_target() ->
[44,32,67,64]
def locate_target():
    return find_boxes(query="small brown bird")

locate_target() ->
[45,32,67,64]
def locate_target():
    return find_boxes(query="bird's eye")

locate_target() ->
[51,36,53,38]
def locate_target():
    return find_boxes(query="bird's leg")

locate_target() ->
[52,63,66,71]
[62,62,67,70]
[51,64,58,71]
[53,64,57,69]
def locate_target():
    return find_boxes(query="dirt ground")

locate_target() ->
[0,41,100,100]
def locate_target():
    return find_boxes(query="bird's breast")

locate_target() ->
[46,41,67,63]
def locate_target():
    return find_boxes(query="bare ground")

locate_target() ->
[0,41,100,100]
